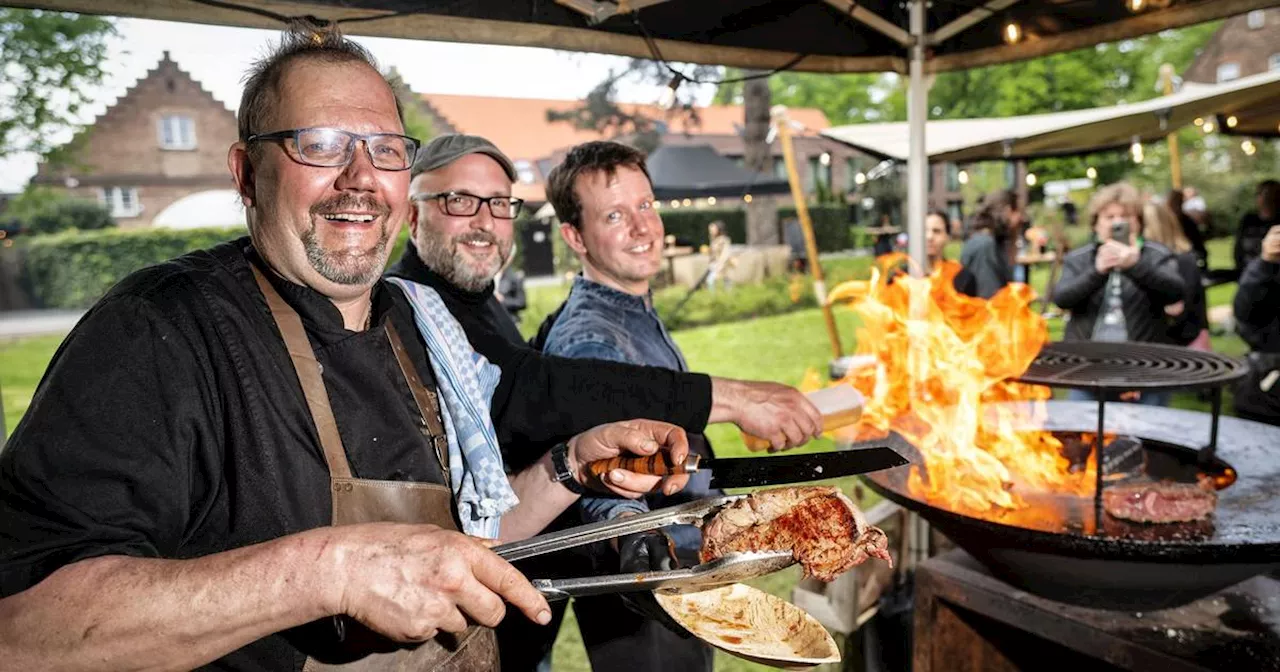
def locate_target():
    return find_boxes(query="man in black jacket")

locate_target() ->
[1233,225,1280,424]
[385,134,823,670]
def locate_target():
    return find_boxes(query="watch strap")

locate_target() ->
[551,442,585,494]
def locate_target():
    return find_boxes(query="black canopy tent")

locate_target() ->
[10,0,1277,267]
[644,144,790,201]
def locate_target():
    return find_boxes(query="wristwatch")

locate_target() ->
[550,442,585,494]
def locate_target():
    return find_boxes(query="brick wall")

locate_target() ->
[1184,9,1280,83]
[33,54,238,228]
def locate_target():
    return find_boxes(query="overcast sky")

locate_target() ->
[0,16,713,192]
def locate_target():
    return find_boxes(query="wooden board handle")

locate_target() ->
[743,386,865,452]
[585,453,699,481]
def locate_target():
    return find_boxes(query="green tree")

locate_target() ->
[385,68,434,144]
[0,9,115,161]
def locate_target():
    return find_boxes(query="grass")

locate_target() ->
[0,238,1251,670]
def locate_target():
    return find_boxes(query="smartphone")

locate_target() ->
[1111,220,1131,242]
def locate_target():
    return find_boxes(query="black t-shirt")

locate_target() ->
[0,240,449,670]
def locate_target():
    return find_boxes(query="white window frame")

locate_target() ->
[1248,10,1266,30]
[1217,62,1241,83]
[98,187,142,218]
[157,115,197,150]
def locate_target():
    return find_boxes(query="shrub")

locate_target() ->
[27,199,115,235]
[22,226,246,308]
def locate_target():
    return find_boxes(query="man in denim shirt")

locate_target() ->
[537,141,730,671]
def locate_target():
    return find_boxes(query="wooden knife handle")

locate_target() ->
[585,453,699,481]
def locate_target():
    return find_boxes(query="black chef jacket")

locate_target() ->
[0,237,708,670]
[385,243,714,472]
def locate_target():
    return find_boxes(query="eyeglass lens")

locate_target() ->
[296,128,413,170]
[443,193,521,219]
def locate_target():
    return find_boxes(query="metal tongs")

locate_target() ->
[491,494,796,600]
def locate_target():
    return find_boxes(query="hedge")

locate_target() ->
[658,205,852,251]
[22,226,248,309]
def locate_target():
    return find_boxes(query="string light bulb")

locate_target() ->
[1242,140,1257,156]
[957,169,969,185]
[1025,173,1037,187]
[1086,166,1098,180]
[1203,120,1216,133]
[707,196,717,206]
[1130,138,1144,164]
[1227,115,1239,129]
[855,172,867,185]
[658,73,684,110]
[1193,117,1204,126]
[669,199,680,208]
[743,194,753,203]
[1125,0,1147,12]
[1002,20,1023,45]
[682,198,692,207]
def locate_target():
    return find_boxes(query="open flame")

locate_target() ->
[828,256,1094,514]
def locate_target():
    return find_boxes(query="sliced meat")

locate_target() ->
[1102,479,1217,524]
[700,486,891,581]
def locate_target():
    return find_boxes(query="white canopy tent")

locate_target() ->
[821,69,1280,163]
[151,190,247,230]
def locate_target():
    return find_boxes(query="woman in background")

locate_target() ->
[924,209,978,296]
[1144,200,1209,350]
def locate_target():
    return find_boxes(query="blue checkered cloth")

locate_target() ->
[387,277,517,538]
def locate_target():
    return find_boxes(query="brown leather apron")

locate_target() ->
[251,267,499,672]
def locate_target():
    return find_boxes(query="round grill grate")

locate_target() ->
[1017,341,1247,391]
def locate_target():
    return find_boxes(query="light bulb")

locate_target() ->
[855,172,867,185]
[669,200,680,208]
[1227,115,1239,128]
[682,198,692,207]
[707,196,717,206]
[1203,121,1216,133]
[957,170,969,185]
[1125,0,1146,12]
[1086,166,1098,180]
[1002,21,1022,45]
[1193,117,1204,126]
[819,152,831,166]
[744,194,753,203]
[1025,173,1037,187]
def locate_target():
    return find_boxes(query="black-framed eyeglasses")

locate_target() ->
[246,127,420,171]
[411,191,524,220]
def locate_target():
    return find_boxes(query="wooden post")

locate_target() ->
[773,106,843,359]
[1161,63,1183,190]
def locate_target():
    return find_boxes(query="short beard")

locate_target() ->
[304,194,393,286]
[417,228,512,293]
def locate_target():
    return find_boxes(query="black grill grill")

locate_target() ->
[1017,341,1247,391]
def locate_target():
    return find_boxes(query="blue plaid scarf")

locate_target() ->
[386,277,517,538]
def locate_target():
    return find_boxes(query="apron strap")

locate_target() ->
[384,322,451,479]
[251,264,353,479]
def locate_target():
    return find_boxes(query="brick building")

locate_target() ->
[1184,8,1280,84]
[31,52,239,229]
[416,93,873,204]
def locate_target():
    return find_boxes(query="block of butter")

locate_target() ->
[742,385,865,452]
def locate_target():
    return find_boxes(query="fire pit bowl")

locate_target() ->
[862,400,1280,611]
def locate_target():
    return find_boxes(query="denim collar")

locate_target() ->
[571,275,653,313]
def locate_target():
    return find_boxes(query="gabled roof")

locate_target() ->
[420,93,830,161]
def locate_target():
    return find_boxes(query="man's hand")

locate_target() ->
[1165,301,1185,317]
[1097,240,1136,273]
[568,419,691,497]
[1262,225,1280,263]
[330,523,551,642]
[710,378,822,451]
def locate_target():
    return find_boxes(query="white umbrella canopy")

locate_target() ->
[821,69,1280,163]
[151,189,247,230]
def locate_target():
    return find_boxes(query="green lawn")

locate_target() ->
[0,238,1252,671]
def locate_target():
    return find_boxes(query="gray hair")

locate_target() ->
[237,20,403,144]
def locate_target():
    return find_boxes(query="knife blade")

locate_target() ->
[586,446,908,489]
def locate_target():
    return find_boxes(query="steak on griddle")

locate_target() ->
[700,486,891,581]
[1101,478,1218,524]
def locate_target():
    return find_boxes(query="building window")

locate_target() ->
[845,158,859,191]
[772,157,788,180]
[1248,10,1266,30]
[99,187,141,218]
[946,201,964,232]
[1217,62,1241,83]
[805,156,831,192]
[158,115,196,150]
[944,163,961,192]
[512,160,536,184]
[1269,54,1280,72]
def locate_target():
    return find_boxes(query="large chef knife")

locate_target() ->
[586,446,908,489]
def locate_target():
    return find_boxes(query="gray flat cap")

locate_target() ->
[411,133,517,181]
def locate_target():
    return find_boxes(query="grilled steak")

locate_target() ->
[1101,479,1217,524]
[700,486,891,581]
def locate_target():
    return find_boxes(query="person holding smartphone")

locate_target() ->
[1052,182,1186,406]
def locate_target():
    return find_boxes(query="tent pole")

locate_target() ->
[1160,63,1183,190]
[907,0,928,274]
[773,107,843,359]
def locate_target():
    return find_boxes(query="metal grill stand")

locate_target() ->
[1015,342,1247,524]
